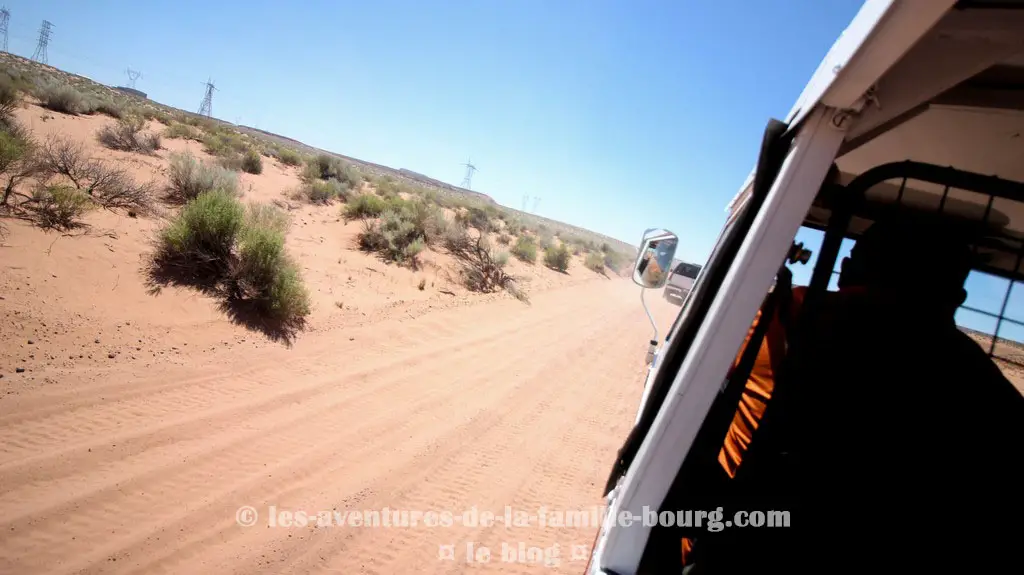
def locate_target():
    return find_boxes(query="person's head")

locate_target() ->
[838,210,977,317]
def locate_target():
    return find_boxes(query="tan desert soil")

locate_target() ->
[0,278,678,574]
[1,101,680,573]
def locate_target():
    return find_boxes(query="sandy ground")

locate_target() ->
[0,278,678,574]
[1,102,682,573]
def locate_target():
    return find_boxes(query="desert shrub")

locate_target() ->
[34,135,154,213]
[202,129,248,157]
[167,151,239,202]
[154,194,309,327]
[0,76,19,127]
[29,185,92,229]
[493,250,510,268]
[230,205,310,321]
[297,178,348,204]
[278,148,303,166]
[511,235,538,264]
[157,189,245,278]
[585,251,606,274]
[455,234,527,302]
[164,121,201,141]
[93,98,126,119]
[97,115,161,153]
[343,193,387,219]
[604,251,627,273]
[242,149,263,175]
[0,125,37,206]
[538,233,554,250]
[544,243,571,272]
[496,233,512,245]
[458,205,494,232]
[357,208,426,266]
[39,83,91,115]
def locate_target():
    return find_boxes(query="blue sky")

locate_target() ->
[7,0,863,265]
[9,1,1023,344]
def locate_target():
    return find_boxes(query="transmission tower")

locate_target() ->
[31,20,53,64]
[460,158,477,190]
[0,8,10,53]
[198,78,217,117]
[521,195,529,212]
[532,196,541,213]
[125,67,142,89]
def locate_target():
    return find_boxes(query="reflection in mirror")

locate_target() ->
[632,231,678,289]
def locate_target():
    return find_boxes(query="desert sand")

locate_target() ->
[1,101,681,573]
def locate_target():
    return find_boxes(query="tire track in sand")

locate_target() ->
[0,278,678,574]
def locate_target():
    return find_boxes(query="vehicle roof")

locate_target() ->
[729,0,1024,278]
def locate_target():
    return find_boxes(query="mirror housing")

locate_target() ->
[631,229,679,289]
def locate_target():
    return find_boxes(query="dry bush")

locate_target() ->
[93,98,126,119]
[97,115,161,153]
[496,232,512,245]
[38,83,91,115]
[454,233,527,302]
[167,151,239,203]
[295,179,349,205]
[35,135,154,214]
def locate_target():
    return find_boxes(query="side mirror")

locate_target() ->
[632,229,679,289]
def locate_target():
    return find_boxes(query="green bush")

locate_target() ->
[344,193,387,219]
[585,251,606,274]
[155,194,310,326]
[167,151,239,202]
[242,148,263,175]
[158,190,245,274]
[93,98,126,119]
[278,148,303,166]
[39,83,90,115]
[30,185,92,229]
[97,115,161,153]
[202,129,248,157]
[544,243,571,272]
[0,76,20,126]
[493,250,510,268]
[298,179,349,204]
[164,122,201,141]
[511,235,537,264]
[142,108,174,125]
[232,205,310,321]
[357,208,426,266]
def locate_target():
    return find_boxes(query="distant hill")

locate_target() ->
[0,51,635,255]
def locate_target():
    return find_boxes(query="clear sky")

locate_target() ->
[7,0,864,265]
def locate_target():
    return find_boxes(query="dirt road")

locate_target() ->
[0,279,678,574]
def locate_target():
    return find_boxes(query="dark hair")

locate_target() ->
[841,210,976,296]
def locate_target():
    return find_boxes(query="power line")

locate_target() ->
[125,67,142,89]
[198,78,217,117]
[31,19,52,64]
[0,8,10,53]
[460,158,478,190]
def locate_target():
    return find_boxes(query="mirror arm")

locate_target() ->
[641,286,658,343]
